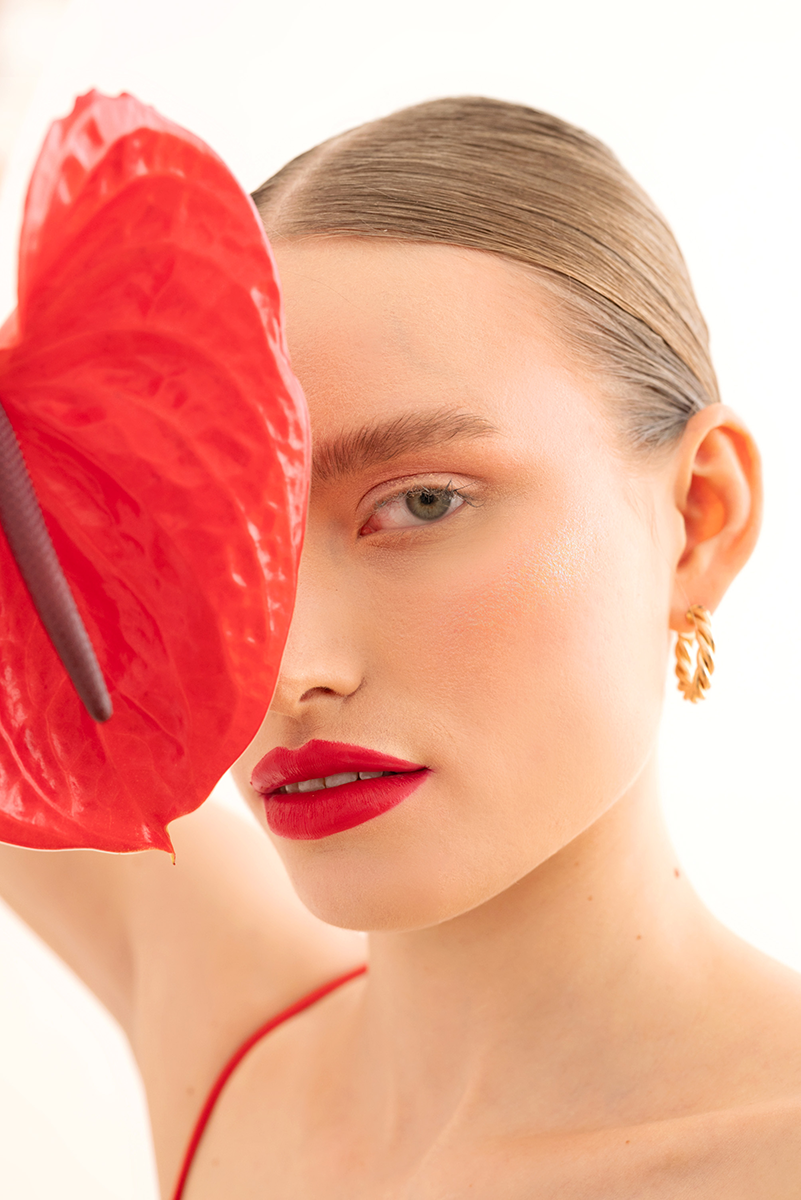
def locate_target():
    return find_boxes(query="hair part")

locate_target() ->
[252,96,719,457]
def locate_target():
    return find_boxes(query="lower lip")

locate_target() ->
[262,770,430,840]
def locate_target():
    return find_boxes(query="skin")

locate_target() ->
[208,239,799,1196]
[1,237,800,1198]
[232,238,731,930]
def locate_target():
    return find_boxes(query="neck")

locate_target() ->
[355,751,720,1145]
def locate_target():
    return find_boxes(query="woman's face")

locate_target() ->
[232,240,678,930]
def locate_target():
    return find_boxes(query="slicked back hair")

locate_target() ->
[252,96,719,456]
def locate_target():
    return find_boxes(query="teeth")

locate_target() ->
[277,770,396,795]
[298,777,326,792]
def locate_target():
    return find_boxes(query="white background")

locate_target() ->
[0,0,799,1195]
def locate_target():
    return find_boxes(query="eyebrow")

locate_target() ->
[312,408,498,484]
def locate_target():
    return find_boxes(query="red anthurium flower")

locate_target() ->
[0,91,310,853]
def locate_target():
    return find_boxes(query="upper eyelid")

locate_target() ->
[359,472,477,515]
[359,481,479,539]
[372,482,463,513]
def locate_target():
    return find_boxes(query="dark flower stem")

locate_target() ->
[0,400,112,722]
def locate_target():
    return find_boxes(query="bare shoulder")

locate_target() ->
[633,1096,801,1199]
[125,801,365,1193]
[704,925,801,1103]
[629,928,801,1198]
[509,1099,801,1199]
[503,930,801,1199]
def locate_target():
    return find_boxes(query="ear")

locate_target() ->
[669,404,763,633]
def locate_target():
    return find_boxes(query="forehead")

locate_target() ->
[271,239,596,444]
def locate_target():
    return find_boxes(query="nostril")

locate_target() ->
[299,684,351,702]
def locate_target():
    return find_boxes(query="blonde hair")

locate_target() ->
[252,96,719,455]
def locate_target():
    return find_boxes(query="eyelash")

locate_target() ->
[359,482,476,536]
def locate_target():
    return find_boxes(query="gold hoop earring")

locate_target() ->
[675,605,715,703]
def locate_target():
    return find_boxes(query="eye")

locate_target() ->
[360,485,470,535]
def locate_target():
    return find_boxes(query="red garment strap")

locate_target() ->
[171,964,368,1200]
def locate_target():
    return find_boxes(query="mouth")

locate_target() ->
[250,741,430,840]
[274,769,404,795]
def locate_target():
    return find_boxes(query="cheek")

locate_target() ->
[239,483,672,932]
[436,504,602,667]
[374,494,668,850]
[380,499,612,700]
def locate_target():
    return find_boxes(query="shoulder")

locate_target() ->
[645,930,801,1196]
[641,1097,801,1197]
[622,931,801,1198]
[484,1100,801,1199]
[121,801,365,1196]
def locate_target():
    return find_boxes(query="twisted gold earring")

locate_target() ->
[675,605,715,703]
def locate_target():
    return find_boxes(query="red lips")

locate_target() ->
[251,740,430,840]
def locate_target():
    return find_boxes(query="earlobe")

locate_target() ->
[669,405,763,632]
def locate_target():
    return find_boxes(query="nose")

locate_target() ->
[269,529,364,718]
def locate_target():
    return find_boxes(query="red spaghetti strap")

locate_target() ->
[171,964,367,1200]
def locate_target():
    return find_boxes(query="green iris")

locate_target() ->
[405,489,454,521]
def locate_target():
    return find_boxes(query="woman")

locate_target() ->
[1,95,799,1198]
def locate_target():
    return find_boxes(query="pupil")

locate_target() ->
[406,490,451,521]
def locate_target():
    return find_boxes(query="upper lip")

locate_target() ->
[250,739,428,796]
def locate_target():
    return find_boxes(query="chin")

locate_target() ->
[267,804,546,933]
[272,840,458,931]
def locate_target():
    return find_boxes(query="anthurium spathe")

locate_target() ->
[0,91,309,852]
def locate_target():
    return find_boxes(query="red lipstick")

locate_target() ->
[250,740,430,840]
